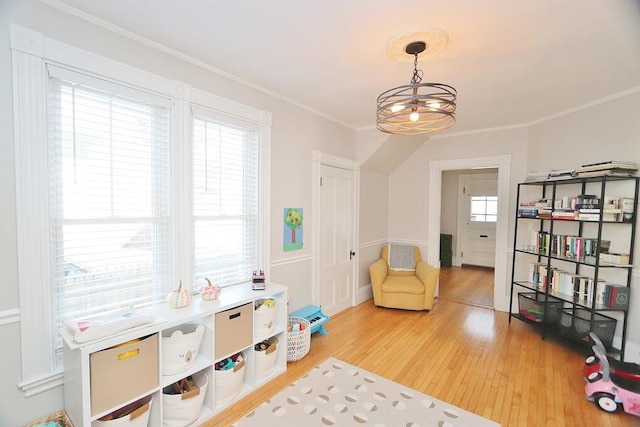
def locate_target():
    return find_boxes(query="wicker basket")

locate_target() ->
[287,316,311,362]
[24,410,74,427]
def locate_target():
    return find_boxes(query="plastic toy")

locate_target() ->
[583,332,640,381]
[585,345,640,416]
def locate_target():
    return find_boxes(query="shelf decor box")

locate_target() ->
[89,334,159,416]
[161,323,205,375]
[559,309,617,348]
[517,292,564,323]
[162,371,208,426]
[215,303,252,359]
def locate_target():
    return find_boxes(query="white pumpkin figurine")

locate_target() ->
[166,280,192,309]
[201,278,221,301]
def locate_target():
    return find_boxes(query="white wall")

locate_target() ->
[0,0,357,423]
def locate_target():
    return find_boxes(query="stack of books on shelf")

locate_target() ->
[573,160,638,178]
[525,169,575,182]
[518,193,631,222]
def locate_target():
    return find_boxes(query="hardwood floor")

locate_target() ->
[206,290,638,426]
[439,265,495,308]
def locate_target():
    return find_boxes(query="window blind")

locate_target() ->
[48,71,171,334]
[192,110,260,286]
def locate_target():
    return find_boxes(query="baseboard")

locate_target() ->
[355,285,373,306]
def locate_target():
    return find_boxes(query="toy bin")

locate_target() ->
[559,309,617,348]
[214,352,246,405]
[162,371,208,426]
[254,298,277,337]
[287,316,310,362]
[517,292,563,323]
[90,334,158,416]
[254,337,278,381]
[215,303,252,359]
[93,395,152,427]
[162,323,205,375]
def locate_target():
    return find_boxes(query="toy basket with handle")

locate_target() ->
[287,316,311,362]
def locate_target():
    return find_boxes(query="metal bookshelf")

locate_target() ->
[508,175,638,359]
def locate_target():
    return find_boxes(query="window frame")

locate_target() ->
[11,25,271,396]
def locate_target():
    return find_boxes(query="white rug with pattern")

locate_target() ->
[234,357,501,426]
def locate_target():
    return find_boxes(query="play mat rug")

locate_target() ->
[233,357,501,426]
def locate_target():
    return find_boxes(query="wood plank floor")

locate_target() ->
[439,265,495,308]
[205,289,638,426]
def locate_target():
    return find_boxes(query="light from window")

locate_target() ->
[48,76,171,343]
[192,115,259,286]
[470,196,498,222]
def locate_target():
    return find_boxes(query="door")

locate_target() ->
[458,174,498,268]
[318,164,355,317]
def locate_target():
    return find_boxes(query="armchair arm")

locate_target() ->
[369,258,388,303]
[416,261,439,310]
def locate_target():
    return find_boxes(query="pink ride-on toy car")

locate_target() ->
[583,332,640,382]
[585,345,640,416]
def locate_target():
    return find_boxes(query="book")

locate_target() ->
[607,285,630,310]
[599,252,630,265]
[579,160,637,170]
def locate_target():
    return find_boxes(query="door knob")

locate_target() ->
[349,250,356,260]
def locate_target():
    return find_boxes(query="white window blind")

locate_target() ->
[47,70,171,340]
[192,110,259,286]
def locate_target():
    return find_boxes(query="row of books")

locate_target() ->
[529,230,609,260]
[527,263,629,309]
[525,161,637,182]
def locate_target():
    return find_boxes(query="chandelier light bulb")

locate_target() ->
[427,101,441,110]
[391,104,406,113]
[409,111,420,122]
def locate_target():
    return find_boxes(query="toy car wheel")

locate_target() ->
[587,371,602,383]
[585,354,598,366]
[593,393,620,413]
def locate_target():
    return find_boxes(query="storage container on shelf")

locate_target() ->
[254,337,278,381]
[161,323,205,375]
[93,396,152,427]
[214,352,246,405]
[162,371,208,426]
[254,298,277,337]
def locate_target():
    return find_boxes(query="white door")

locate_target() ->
[458,174,498,268]
[318,164,355,317]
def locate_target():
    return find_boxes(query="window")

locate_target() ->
[11,25,270,395]
[470,196,498,222]
[48,69,172,339]
[192,110,259,285]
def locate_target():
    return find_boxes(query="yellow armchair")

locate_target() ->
[369,245,439,311]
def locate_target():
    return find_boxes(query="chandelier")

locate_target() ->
[376,30,457,135]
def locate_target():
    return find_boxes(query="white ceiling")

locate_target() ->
[45,0,640,135]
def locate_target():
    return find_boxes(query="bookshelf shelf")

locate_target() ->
[509,174,638,359]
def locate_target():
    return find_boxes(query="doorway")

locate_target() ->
[427,155,511,312]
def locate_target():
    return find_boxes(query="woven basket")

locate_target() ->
[24,410,74,427]
[287,316,311,362]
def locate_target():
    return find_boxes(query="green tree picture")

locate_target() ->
[284,208,303,251]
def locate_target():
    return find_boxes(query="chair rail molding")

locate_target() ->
[0,308,20,326]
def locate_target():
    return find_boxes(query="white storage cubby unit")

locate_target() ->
[61,282,287,427]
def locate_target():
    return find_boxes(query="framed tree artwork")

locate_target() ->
[284,208,303,251]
